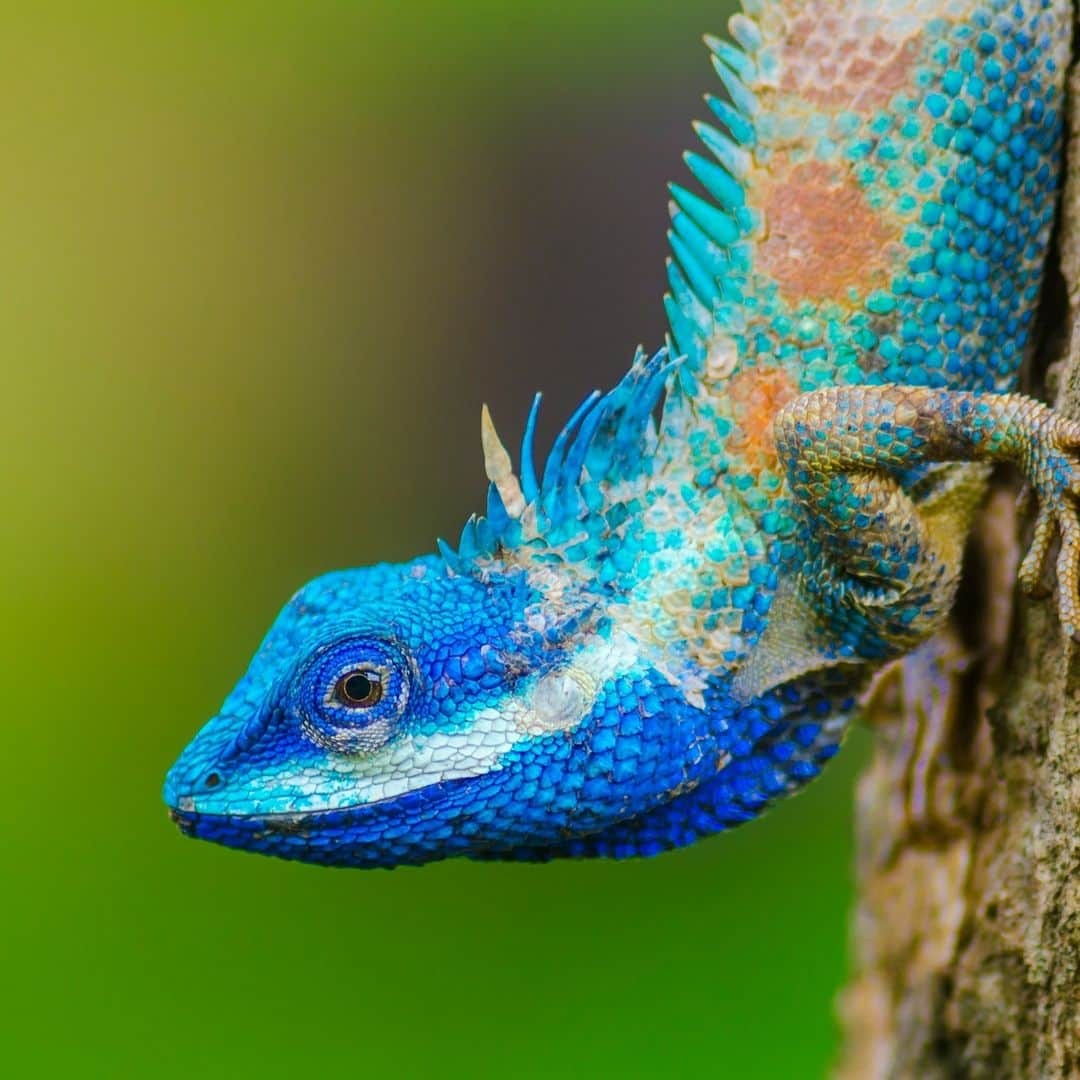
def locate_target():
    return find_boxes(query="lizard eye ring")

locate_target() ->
[294,637,413,754]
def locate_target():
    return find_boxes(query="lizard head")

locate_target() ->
[163,552,715,867]
[164,352,741,867]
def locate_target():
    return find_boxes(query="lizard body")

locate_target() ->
[166,0,1076,867]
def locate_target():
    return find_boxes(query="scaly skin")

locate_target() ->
[166,0,1075,867]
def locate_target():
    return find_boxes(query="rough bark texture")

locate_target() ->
[836,23,1080,1080]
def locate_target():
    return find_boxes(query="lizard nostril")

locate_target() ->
[204,771,222,790]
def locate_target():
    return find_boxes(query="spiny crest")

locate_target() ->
[664,28,760,383]
[438,348,678,578]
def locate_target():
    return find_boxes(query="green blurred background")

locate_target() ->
[3,3,870,1076]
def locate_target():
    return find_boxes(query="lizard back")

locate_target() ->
[640,0,1068,672]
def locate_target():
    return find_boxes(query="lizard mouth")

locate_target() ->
[167,804,391,865]
[169,805,330,834]
[165,771,490,866]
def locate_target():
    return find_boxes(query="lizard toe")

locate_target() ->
[1055,507,1080,642]
[1018,500,1055,598]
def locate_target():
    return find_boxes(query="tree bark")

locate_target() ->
[836,19,1080,1080]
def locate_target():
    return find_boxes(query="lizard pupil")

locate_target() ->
[337,671,382,707]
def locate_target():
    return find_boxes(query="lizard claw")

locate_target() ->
[1018,412,1080,639]
[1056,512,1080,640]
[1018,500,1054,599]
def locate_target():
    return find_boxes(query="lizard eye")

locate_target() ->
[334,670,383,708]
[294,636,412,754]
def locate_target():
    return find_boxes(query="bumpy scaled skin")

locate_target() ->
[166,0,1075,867]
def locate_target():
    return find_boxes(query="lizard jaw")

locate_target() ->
[166,773,496,867]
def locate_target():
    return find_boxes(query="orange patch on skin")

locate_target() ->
[779,0,923,111]
[725,365,799,469]
[758,159,900,305]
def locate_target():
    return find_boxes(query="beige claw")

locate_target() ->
[1055,508,1080,642]
[1017,414,1080,640]
[1018,501,1054,598]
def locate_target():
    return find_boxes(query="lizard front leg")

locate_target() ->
[774,385,1080,649]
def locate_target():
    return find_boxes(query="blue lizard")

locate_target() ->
[166,0,1076,867]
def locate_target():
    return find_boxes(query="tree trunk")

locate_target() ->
[836,18,1080,1080]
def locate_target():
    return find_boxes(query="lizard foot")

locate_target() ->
[1016,411,1080,640]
